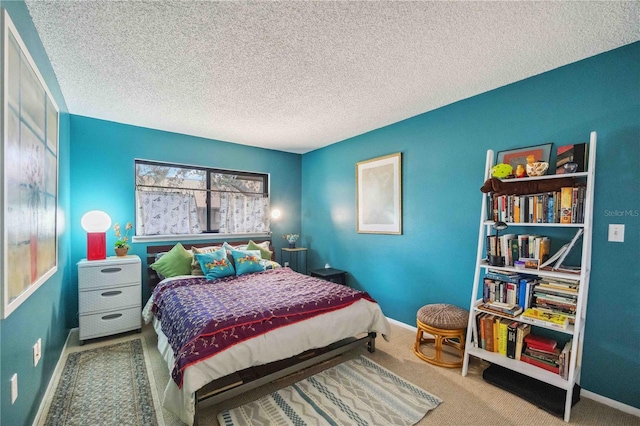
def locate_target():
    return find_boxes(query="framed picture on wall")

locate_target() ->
[356,152,402,234]
[2,10,59,318]
[497,143,552,170]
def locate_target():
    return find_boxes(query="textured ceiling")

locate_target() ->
[25,1,640,154]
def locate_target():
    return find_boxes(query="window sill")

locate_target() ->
[132,232,271,244]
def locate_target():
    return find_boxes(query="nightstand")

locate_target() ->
[77,255,142,344]
[310,268,347,285]
[280,247,308,274]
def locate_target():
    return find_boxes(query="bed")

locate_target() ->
[142,241,391,425]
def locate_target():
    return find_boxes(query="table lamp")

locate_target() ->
[81,210,111,260]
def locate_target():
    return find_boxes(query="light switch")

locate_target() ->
[608,224,625,242]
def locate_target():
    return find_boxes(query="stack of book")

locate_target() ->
[521,334,561,374]
[532,277,579,324]
[521,308,569,330]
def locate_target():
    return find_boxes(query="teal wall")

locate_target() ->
[302,42,640,408]
[69,116,302,306]
[1,3,71,425]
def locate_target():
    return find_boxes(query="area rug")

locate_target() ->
[218,355,442,426]
[44,339,158,426]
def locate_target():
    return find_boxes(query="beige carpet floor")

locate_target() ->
[44,322,639,426]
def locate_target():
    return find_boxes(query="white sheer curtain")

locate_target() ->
[219,193,270,234]
[136,190,202,235]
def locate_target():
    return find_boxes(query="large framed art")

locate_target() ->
[356,153,402,234]
[2,10,59,318]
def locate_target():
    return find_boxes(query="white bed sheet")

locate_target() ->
[143,294,390,425]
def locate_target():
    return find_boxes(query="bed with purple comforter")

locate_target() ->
[144,266,390,425]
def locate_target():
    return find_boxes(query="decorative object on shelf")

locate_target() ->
[491,163,513,179]
[2,10,60,319]
[515,164,526,178]
[81,211,112,261]
[489,221,508,266]
[356,152,402,234]
[563,162,578,173]
[497,142,552,173]
[556,143,588,174]
[283,233,299,248]
[114,222,133,256]
[525,161,549,177]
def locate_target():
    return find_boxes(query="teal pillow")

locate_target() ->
[247,240,273,260]
[231,249,263,276]
[150,243,193,278]
[195,249,235,280]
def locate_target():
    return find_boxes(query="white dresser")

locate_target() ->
[77,255,142,344]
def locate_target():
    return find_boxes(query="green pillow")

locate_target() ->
[247,240,273,260]
[150,243,193,278]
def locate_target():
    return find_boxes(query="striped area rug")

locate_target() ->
[218,355,442,426]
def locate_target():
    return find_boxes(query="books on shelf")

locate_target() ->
[515,322,531,360]
[522,308,569,330]
[488,188,585,224]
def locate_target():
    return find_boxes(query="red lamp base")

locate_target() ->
[87,232,106,260]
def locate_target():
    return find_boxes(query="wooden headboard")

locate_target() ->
[146,239,274,288]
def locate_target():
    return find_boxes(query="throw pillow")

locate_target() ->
[231,249,263,276]
[150,243,193,278]
[247,240,273,260]
[191,245,222,275]
[195,248,235,279]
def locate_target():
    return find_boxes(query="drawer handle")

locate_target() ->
[101,290,122,297]
[101,313,123,321]
[100,267,122,274]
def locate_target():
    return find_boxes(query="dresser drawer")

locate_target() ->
[79,306,141,340]
[78,261,140,290]
[79,284,141,314]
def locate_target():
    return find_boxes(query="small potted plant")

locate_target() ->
[283,233,299,248]
[114,222,133,256]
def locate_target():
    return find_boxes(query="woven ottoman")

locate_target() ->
[414,303,469,368]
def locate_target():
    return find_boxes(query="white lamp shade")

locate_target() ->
[271,209,282,219]
[81,210,111,232]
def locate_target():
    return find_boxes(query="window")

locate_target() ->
[135,160,270,236]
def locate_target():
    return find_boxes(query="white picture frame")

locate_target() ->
[2,10,59,318]
[356,152,402,234]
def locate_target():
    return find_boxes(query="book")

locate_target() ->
[560,187,573,224]
[524,333,557,352]
[506,321,518,359]
[515,322,531,360]
[521,353,560,374]
[539,228,583,270]
[522,308,569,330]
[559,339,572,379]
[478,313,487,349]
[484,314,495,352]
[498,318,510,355]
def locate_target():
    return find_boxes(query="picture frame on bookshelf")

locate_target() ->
[497,143,552,171]
[356,152,402,234]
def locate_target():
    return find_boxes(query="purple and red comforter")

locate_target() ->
[150,268,376,387]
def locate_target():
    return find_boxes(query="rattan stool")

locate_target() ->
[414,303,469,368]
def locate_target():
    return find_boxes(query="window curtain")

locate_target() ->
[219,193,270,234]
[136,189,202,235]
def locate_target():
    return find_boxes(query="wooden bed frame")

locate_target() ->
[145,241,377,425]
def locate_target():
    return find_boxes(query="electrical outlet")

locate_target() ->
[33,338,42,367]
[10,374,18,404]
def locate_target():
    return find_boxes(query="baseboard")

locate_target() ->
[32,328,76,426]
[581,389,640,418]
[387,316,639,419]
